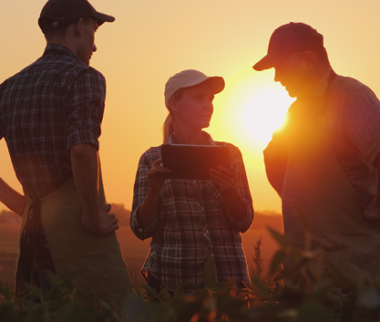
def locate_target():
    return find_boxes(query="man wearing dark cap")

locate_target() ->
[254,22,380,284]
[0,0,131,299]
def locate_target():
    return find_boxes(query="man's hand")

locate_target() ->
[82,204,119,234]
[0,178,26,216]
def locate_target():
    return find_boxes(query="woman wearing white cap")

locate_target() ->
[130,69,254,294]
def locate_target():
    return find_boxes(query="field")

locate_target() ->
[3,216,380,321]
[0,214,282,286]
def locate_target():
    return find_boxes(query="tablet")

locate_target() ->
[162,144,230,180]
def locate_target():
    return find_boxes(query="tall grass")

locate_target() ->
[2,228,380,321]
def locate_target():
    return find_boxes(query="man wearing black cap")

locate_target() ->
[254,22,380,284]
[0,0,131,299]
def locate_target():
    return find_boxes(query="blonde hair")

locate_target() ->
[163,114,174,142]
[162,88,185,142]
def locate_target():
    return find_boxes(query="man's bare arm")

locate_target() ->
[70,144,118,233]
[0,178,26,216]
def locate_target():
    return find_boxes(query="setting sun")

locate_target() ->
[239,88,292,145]
[211,67,295,166]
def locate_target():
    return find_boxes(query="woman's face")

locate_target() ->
[171,81,215,130]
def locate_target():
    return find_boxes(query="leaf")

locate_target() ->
[46,270,61,287]
[297,300,333,322]
[269,249,285,276]
[267,227,291,248]
[156,288,172,303]
[175,282,202,292]
[204,254,216,290]
[312,277,331,299]
[141,283,157,297]
[55,301,97,322]
[174,284,185,299]
[1,283,12,302]
[97,299,122,322]
[123,296,153,322]
[31,301,62,320]
[323,257,357,293]
[251,274,272,299]
[28,285,44,301]
[174,282,201,299]
[273,268,293,282]
[24,298,38,311]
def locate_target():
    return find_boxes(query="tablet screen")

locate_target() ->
[162,144,230,180]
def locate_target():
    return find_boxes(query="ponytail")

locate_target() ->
[163,113,174,143]
[163,88,184,142]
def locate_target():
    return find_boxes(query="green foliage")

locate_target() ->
[252,237,264,277]
[3,229,380,321]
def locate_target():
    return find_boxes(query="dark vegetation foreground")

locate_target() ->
[2,225,380,321]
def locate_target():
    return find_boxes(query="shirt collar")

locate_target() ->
[166,131,216,145]
[312,67,332,98]
[43,44,80,61]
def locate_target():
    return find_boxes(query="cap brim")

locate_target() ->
[93,11,115,25]
[207,76,225,94]
[181,76,225,94]
[253,53,285,71]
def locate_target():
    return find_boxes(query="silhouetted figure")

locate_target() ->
[130,70,254,294]
[0,0,131,300]
[254,22,380,284]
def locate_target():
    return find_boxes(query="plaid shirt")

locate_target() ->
[130,133,254,293]
[0,44,105,200]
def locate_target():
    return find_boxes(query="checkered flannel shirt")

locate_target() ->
[0,44,106,200]
[130,133,254,293]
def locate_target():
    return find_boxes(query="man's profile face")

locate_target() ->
[274,52,310,98]
[77,18,98,65]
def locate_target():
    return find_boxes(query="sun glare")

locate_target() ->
[211,67,295,166]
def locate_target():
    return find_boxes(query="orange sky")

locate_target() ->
[1,0,380,213]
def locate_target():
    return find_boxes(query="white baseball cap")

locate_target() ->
[164,69,225,107]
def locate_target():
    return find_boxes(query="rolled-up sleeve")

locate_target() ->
[66,69,106,150]
[130,152,159,240]
[345,87,380,166]
[225,146,254,233]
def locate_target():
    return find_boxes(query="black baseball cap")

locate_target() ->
[253,22,324,71]
[38,0,115,34]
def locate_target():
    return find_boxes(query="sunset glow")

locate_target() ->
[211,68,295,166]
[0,0,379,213]
[238,88,292,145]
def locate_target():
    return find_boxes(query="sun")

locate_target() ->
[210,67,295,167]
[239,88,292,146]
